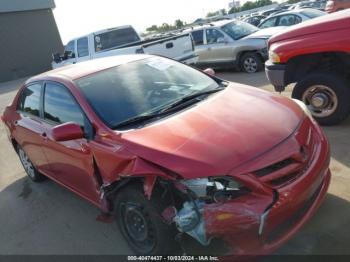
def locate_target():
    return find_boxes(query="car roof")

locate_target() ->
[266,8,316,18]
[27,54,152,84]
[185,19,234,31]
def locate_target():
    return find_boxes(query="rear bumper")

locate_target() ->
[265,60,286,92]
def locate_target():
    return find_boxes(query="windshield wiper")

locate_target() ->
[112,113,162,129]
[159,86,226,114]
[112,84,227,130]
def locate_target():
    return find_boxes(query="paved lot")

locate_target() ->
[0,71,349,255]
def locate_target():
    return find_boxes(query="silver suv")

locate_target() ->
[187,20,284,73]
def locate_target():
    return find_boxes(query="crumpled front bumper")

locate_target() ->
[201,117,331,255]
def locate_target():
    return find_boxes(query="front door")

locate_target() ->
[40,81,100,205]
[202,28,233,64]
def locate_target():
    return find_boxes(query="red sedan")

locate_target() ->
[1,55,330,255]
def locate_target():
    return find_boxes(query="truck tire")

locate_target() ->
[17,144,46,182]
[240,52,263,73]
[292,73,350,125]
[114,184,177,255]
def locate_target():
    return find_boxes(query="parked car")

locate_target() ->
[258,8,326,29]
[292,0,327,11]
[266,10,350,125]
[243,15,266,26]
[52,25,197,68]
[186,20,284,73]
[260,8,282,17]
[1,55,331,255]
[325,0,350,12]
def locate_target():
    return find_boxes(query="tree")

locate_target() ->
[175,19,184,29]
[146,25,158,32]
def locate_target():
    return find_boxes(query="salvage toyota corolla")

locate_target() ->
[1,55,331,255]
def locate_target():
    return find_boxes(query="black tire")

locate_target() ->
[17,144,46,182]
[114,184,177,255]
[292,73,350,126]
[240,52,263,73]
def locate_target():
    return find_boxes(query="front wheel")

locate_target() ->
[240,52,263,73]
[114,184,177,255]
[292,73,350,125]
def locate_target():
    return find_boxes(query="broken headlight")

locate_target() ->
[180,176,249,203]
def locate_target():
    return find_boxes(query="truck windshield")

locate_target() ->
[221,21,259,40]
[75,57,220,129]
[94,27,141,52]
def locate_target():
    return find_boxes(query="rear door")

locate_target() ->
[14,83,51,174]
[76,37,91,63]
[40,82,100,205]
[191,29,207,64]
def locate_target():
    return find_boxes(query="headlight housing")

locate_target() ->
[269,50,280,64]
[180,176,249,203]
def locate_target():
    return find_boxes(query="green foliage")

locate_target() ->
[206,8,227,17]
[229,0,273,14]
[146,19,186,33]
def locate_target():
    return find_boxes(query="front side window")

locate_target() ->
[64,40,75,54]
[44,83,85,126]
[221,21,259,40]
[259,17,277,28]
[77,37,89,57]
[191,30,204,46]
[205,29,225,44]
[17,84,42,117]
[76,57,220,129]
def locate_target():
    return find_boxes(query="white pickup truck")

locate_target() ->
[52,25,198,68]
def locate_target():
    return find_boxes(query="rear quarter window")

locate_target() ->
[17,84,42,117]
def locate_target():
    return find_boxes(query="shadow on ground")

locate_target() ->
[1,175,350,255]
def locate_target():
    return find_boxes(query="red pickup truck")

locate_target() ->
[265,10,350,125]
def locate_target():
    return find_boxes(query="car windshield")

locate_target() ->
[76,57,220,129]
[221,21,259,40]
[300,9,326,18]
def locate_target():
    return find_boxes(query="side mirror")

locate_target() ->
[52,122,84,142]
[63,51,75,59]
[203,68,215,76]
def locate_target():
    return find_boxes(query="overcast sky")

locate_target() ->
[54,0,246,44]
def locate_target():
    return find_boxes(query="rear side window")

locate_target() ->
[277,15,301,26]
[17,84,42,117]
[77,37,89,57]
[191,30,204,46]
[94,27,141,52]
[43,83,85,127]
[259,17,277,28]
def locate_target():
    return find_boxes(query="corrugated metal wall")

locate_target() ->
[0,9,63,82]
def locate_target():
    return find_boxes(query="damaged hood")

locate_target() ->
[121,84,303,179]
[243,27,287,40]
